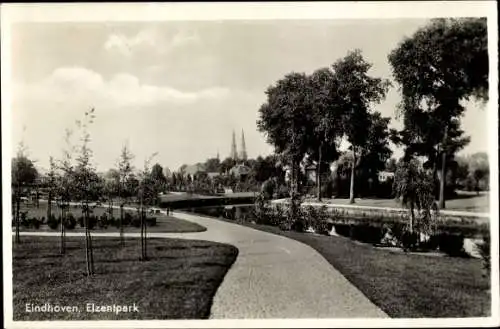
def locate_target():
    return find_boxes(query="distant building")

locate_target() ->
[207,172,221,179]
[229,163,251,179]
[183,163,206,176]
[378,171,395,182]
[304,164,317,182]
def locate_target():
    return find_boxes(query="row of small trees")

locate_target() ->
[12,108,165,275]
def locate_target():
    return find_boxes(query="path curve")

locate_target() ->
[16,211,388,319]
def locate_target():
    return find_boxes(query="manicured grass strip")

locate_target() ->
[13,237,238,320]
[204,215,491,318]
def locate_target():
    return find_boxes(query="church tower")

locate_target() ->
[230,130,238,161]
[240,129,247,161]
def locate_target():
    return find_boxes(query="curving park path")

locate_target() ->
[16,211,388,319]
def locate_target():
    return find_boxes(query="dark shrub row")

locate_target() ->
[13,212,157,230]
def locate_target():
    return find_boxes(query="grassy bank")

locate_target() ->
[302,192,489,213]
[13,236,238,320]
[195,213,491,318]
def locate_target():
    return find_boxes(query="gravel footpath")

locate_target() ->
[15,211,388,319]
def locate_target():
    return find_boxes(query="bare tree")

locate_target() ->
[117,143,134,246]
[137,152,158,261]
[73,108,99,276]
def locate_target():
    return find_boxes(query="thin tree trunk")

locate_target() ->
[47,191,52,221]
[438,125,448,209]
[144,208,147,260]
[108,198,113,218]
[140,194,144,260]
[349,147,356,204]
[89,226,95,275]
[15,193,21,244]
[84,206,91,276]
[317,143,322,202]
[409,202,414,234]
[140,211,144,260]
[120,204,124,246]
[60,203,65,255]
[36,186,40,208]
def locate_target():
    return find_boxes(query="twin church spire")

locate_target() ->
[230,129,247,162]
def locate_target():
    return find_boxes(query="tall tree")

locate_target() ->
[205,157,221,173]
[11,146,38,244]
[150,163,167,200]
[117,143,134,246]
[308,67,344,201]
[257,72,313,224]
[333,50,391,203]
[388,18,488,209]
[357,111,393,195]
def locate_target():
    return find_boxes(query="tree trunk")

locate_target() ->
[47,191,52,221]
[89,226,95,275]
[409,202,414,234]
[84,205,91,276]
[438,125,448,209]
[317,143,322,202]
[60,203,65,255]
[36,186,40,208]
[120,204,124,246]
[144,208,147,260]
[349,147,356,204]
[15,194,21,244]
[108,198,113,219]
[140,195,145,261]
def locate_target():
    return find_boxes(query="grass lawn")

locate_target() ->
[304,192,490,213]
[15,204,206,233]
[13,236,238,320]
[199,214,491,318]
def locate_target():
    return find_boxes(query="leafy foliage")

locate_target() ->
[393,159,437,237]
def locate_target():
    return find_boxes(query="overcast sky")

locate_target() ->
[11,19,489,172]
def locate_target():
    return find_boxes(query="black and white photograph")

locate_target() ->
[1,2,498,328]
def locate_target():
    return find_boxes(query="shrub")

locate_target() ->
[64,214,76,229]
[131,215,141,228]
[314,206,330,235]
[477,234,491,274]
[108,216,116,227]
[88,216,97,229]
[21,212,30,228]
[78,216,85,227]
[40,216,46,224]
[146,217,157,226]
[439,233,466,257]
[400,231,419,251]
[32,217,41,229]
[47,215,59,230]
[124,212,133,226]
[99,214,108,228]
